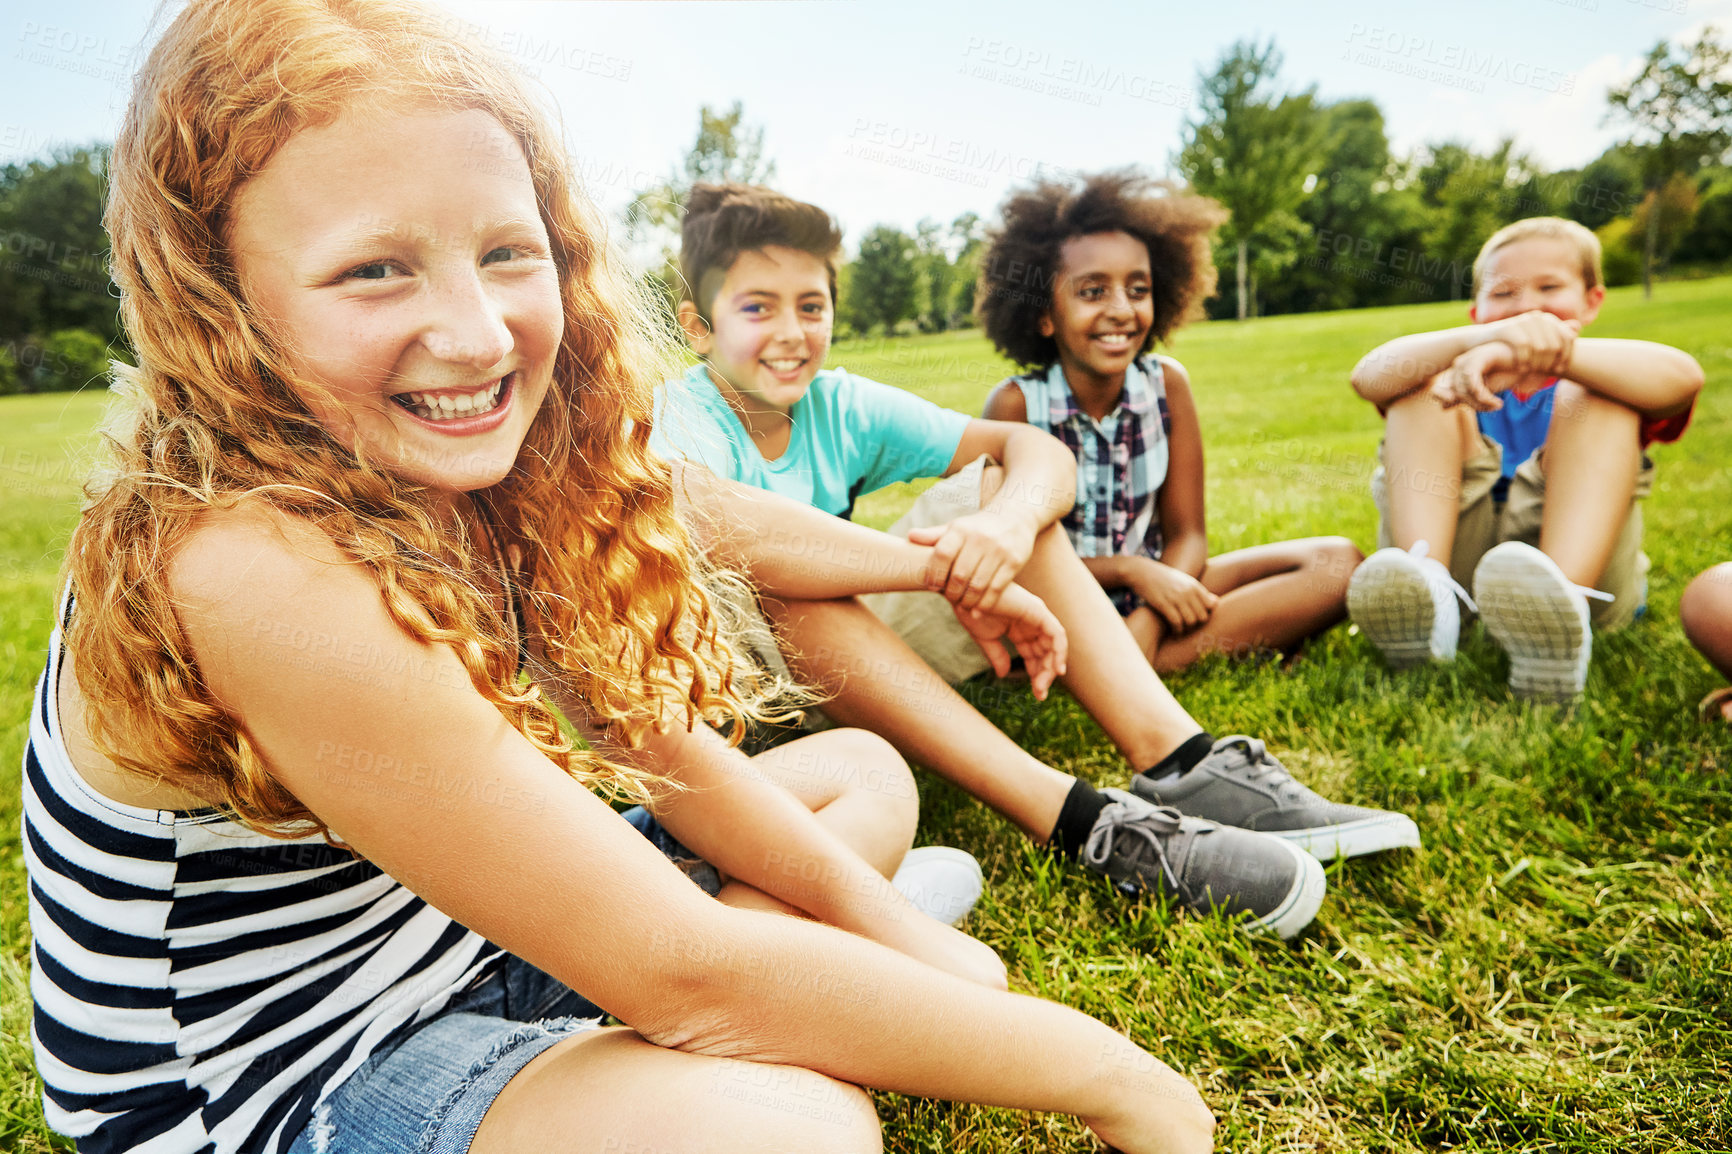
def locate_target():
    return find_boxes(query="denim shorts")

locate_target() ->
[286,808,715,1154]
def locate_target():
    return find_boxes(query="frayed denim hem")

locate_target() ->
[417,1015,601,1154]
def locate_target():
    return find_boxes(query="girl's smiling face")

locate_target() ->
[229,105,562,493]
[1040,230,1153,393]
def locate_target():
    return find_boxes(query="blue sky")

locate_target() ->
[5,0,1724,252]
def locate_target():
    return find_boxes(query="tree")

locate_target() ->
[1412,140,1535,300]
[1178,39,1320,319]
[913,218,952,333]
[947,212,987,326]
[1678,166,1732,264]
[0,145,120,345]
[1261,98,1428,315]
[1630,172,1701,275]
[1558,144,1644,231]
[844,225,918,334]
[624,102,776,298]
[1607,27,1732,296]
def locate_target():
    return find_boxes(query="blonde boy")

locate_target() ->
[1347,217,1703,700]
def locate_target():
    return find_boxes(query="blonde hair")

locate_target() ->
[1472,216,1602,297]
[73,0,769,837]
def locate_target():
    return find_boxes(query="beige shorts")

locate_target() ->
[1370,434,1653,631]
[709,575,834,735]
[858,455,1000,685]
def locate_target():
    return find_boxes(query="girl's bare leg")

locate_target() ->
[1535,383,1641,589]
[472,1027,882,1154]
[1139,538,1365,673]
[1682,564,1732,722]
[974,468,1203,771]
[768,595,1074,843]
[1382,391,1480,563]
[738,728,921,877]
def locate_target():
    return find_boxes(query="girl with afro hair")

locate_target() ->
[979,170,1364,673]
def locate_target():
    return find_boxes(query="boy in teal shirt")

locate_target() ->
[652,184,1419,937]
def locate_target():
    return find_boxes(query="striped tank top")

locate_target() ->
[22,595,503,1153]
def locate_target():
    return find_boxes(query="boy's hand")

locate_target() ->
[1486,309,1580,376]
[1430,342,1546,412]
[909,511,1037,614]
[950,581,1067,699]
[1130,558,1218,633]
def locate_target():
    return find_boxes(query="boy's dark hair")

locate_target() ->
[680,183,843,323]
[977,170,1227,369]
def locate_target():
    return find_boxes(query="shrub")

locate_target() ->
[39,328,113,391]
[1595,218,1642,288]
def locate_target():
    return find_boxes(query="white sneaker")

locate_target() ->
[1473,542,1610,702]
[1347,542,1474,668]
[892,846,984,926]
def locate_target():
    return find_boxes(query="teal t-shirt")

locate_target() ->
[651,364,971,518]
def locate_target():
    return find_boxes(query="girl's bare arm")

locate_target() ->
[167,506,1208,1152]
[1152,359,1209,580]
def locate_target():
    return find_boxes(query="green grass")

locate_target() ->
[4,279,1730,1151]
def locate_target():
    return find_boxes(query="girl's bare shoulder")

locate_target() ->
[982,379,1028,422]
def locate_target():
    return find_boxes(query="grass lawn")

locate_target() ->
[3,278,1729,1151]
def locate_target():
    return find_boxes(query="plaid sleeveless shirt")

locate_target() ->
[1011,357,1172,614]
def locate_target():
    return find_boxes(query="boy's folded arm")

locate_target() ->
[1562,338,1705,419]
[949,418,1077,532]
[670,461,938,598]
[1351,326,1500,405]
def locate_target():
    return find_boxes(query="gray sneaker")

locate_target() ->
[1132,736,1421,862]
[1081,788,1326,940]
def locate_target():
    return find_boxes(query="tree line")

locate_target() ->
[1,30,1727,392]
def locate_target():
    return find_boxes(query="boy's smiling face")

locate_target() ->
[1471,237,1605,328]
[1039,230,1154,393]
[684,245,834,419]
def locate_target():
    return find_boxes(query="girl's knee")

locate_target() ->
[709,1064,881,1152]
[833,728,920,827]
[1312,536,1364,573]
[1681,564,1732,642]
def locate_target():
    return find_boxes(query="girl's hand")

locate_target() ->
[1130,559,1218,633]
[950,582,1067,699]
[1083,1045,1217,1154]
[910,511,1038,615]
[895,918,1009,990]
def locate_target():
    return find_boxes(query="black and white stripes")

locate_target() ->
[23,606,501,1153]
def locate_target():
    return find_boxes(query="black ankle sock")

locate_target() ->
[1048,778,1112,861]
[1141,731,1214,781]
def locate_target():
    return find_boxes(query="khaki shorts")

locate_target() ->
[1370,434,1653,631]
[859,455,999,685]
[709,574,834,735]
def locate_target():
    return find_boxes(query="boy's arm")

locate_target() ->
[671,463,1067,694]
[905,418,1077,613]
[1559,338,1703,420]
[1351,311,1577,407]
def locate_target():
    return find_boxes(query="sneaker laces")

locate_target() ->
[1408,540,1477,613]
[1082,797,1190,901]
[1211,736,1315,805]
